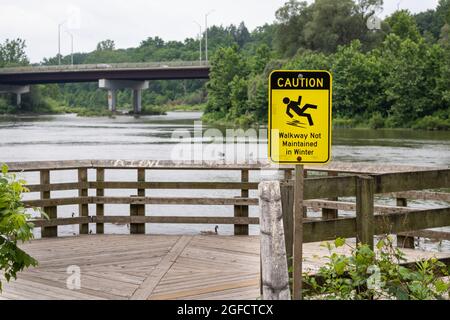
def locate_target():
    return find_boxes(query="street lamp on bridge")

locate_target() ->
[65,30,74,66]
[193,21,202,65]
[205,10,214,63]
[58,20,67,65]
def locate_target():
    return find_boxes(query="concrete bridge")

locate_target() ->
[0,61,210,113]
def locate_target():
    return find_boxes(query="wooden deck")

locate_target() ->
[1,234,449,300]
[0,235,261,300]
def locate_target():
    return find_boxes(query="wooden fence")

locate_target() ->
[4,160,448,240]
[8,160,277,236]
[260,169,450,300]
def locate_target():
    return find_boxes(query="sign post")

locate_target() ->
[293,163,304,300]
[268,70,332,300]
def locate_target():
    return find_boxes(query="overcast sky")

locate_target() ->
[0,0,440,63]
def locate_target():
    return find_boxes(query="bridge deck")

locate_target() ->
[1,235,449,300]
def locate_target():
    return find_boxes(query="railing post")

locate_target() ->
[284,169,292,181]
[130,168,145,234]
[280,182,294,272]
[356,175,375,249]
[396,197,415,248]
[96,168,104,234]
[40,169,57,237]
[259,181,291,300]
[234,169,249,235]
[322,171,339,220]
[302,169,308,218]
[78,168,89,234]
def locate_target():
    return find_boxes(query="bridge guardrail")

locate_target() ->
[0,61,210,73]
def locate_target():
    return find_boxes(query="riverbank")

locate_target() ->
[332,112,450,131]
[200,113,450,131]
[0,103,205,118]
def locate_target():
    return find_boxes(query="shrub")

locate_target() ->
[0,164,40,291]
[369,112,386,129]
[139,105,166,116]
[412,115,450,131]
[333,117,357,128]
[303,236,450,300]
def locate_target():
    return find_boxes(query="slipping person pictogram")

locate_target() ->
[283,96,317,126]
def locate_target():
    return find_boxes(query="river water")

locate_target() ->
[0,113,449,250]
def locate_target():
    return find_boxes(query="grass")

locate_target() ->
[163,103,206,112]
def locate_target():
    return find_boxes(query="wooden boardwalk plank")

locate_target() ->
[130,236,193,300]
[1,234,449,300]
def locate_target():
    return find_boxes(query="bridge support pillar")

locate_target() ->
[99,79,148,114]
[16,93,22,106]
[107,90,117,112]
[132,89,142,114]
[0,85,30,107]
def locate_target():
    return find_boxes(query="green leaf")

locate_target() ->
[376,239,384,250]
[334,237,346,248]
[1,164,8,175]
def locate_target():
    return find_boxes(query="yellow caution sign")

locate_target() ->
[268,70,332,164]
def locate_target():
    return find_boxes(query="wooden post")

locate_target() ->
[293,164,304,300]
[259,181,291,300]
[356,175,375,249]
[303,170,308,218]
[396,197,415,248]
[40,169,57,237]
[281,182,294,272]
[78,168,89,234]
[284,169,292,181]
[130,168,145,234]
[96,168,104,234]
[322,171,338,220]
[234,169,249,235]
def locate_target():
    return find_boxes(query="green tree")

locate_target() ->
[0,165,39,291]
[235,22,251,48]
[331,41,384,118]
[275,0,384,55]
[379,34,440,126]
[247,44,272,74]
[437,24,450,109]
[385,10,421,41]
[250,24,276,49]
[303,0,363,53]
[274,0,312,57]
[247,73,269,121]
[96,39,116,51]
[415,10,439,40]
[229,75,249,120]
[0,38,29,67]
[204,46,248,120]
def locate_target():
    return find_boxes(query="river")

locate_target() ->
[0,113,449,250]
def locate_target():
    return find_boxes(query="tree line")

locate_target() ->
[0,0,449,130]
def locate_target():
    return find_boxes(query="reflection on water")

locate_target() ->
[332,128,450,166]
[1,113,449,166]
[0,113,449,250]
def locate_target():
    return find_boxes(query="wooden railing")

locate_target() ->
[8,160,281,237]
[5,160,449,240]
[259,168,450,299]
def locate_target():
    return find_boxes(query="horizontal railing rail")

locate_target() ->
[6,159,445,173]
[23,196,259,207]
[2,160,448,239]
